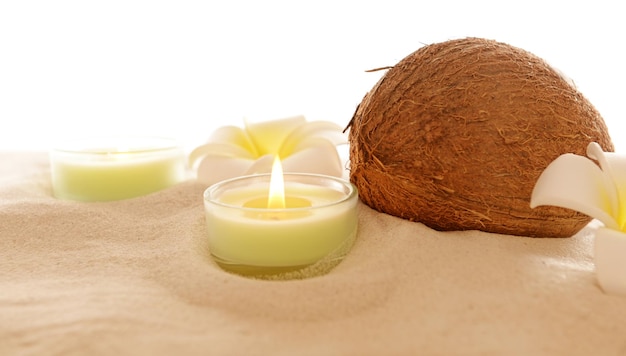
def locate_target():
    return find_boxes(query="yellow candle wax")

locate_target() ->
[204,174,358,279]
[50,137,186,202]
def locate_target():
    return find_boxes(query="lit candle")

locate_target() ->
[203,157,358,279]
[50,137,186,202]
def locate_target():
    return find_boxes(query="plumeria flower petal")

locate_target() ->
[190,115,347,186]
[189,143,253,170]
[282,138,343,177]
[195,154,256,186]
[588,142,626,229]
[530,142,621,231]
[244,116,307,156]
[280,120,348,157]
[245,154,275,175]
[207,125,259,156]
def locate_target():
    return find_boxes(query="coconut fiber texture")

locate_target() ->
[2,151,626,355]
[348,37,613,238]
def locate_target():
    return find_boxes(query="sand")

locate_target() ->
[1,151,626,355]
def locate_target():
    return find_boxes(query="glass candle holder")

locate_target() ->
[204,173,358,280]
[50,136,186,202]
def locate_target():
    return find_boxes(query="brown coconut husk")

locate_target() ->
[347,37,614,238]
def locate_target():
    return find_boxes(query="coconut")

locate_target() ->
[347,37,613,238]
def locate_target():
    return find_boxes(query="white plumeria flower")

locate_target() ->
[189,115,347,186]
[532,142,626,296]
[530,142,624,231]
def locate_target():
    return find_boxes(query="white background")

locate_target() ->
[1,1,624,152]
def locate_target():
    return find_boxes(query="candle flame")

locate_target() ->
[267,156,286,209]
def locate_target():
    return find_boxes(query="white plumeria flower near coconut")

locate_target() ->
[189,115,347,186]
[530,142,626,296]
